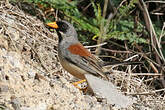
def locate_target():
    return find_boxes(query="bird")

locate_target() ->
[47,20,109,81]
[46,20,142,84]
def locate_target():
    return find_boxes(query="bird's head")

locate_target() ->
[47,20,78,42]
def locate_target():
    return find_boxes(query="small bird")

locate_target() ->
[47,21,142,82]
[47,20,109,80]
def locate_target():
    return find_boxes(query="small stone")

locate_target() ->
[11,96,21,110]
[0,84,9,92]
[85,74,136,109]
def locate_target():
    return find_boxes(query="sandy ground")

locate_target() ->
[0,48,110,110]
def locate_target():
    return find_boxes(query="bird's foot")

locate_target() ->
[72,79,87,90]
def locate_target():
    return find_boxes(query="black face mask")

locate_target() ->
[56,21,69,33]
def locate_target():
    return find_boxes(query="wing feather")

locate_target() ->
[66,43,108,79]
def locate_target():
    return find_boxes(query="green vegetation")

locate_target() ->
[22,0,155,44]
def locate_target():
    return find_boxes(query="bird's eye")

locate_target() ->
[57,22,69,33]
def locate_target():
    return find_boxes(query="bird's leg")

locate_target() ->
[72,79,87,90]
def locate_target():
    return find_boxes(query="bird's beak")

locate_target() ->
[47,22,58,29]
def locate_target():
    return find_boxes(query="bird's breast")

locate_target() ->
[57,53,87,79]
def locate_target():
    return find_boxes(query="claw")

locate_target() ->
[72,79,87,90]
